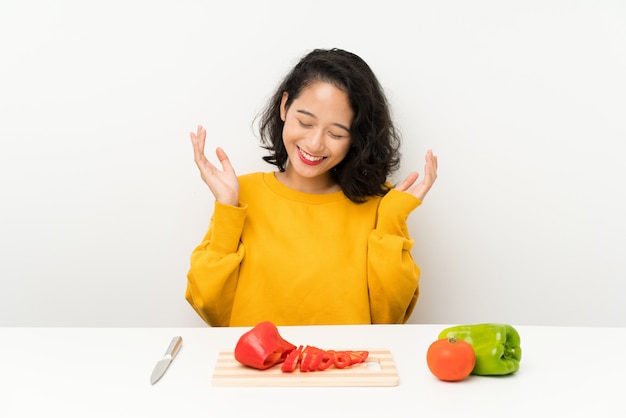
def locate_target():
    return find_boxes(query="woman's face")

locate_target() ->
[279,81,353,192]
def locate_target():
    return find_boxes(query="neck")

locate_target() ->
[275,169,340,194]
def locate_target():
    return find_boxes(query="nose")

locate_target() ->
[306,128,325,153]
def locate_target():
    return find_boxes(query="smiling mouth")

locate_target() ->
[298,147,325,165]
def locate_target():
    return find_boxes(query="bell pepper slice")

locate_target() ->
[438,323,522,376]
[347,350,369,365]
[317,350,335,371]
[308,346,324,371]
[281,345,303,373]
[234,321,297,370]
[299,346,313,372]
[333,351,352,369]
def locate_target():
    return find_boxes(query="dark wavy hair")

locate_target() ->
[256,48,401,203]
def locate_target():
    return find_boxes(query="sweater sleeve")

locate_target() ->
[368,189,422,324]
[185,201,247,326]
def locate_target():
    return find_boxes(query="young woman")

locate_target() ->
[186,48,438,326]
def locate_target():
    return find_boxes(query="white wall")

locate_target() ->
[1,0,625,327]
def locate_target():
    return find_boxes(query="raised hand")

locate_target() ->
[394,149,438,202]
[190,125,240,206]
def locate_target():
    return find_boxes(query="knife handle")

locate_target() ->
[165,336,183,358]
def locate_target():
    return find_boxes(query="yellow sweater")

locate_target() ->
[186,172,421,327]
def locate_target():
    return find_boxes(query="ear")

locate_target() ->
[280,92,289,122]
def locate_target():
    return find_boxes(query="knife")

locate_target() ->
[150,336,183,385]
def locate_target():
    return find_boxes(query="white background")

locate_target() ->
[1,0,625,327]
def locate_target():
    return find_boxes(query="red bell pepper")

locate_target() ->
[281,345,303,373]
[317,349,335,371]
[346,350,369,365]
[299,346,314,372]
[333,351,352,369]
[234,321,297,370]
[300,346,329,372]
[233,321,370,373]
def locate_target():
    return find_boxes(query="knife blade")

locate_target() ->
[150,336,183,385]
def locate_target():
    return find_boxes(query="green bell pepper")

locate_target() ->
[438,323,522,376]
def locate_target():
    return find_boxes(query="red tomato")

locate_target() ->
[426,337,476,382]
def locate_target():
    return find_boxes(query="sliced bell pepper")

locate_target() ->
[307,346,324,371]
[281,345,303,373]
[346,350,369,365]
[299,346,317,372]
[438,323,522,376]
[233,321,370,373]
[333,351,352,369]
[234,321,297,370]
[317,350,335,371]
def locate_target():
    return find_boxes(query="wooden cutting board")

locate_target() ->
[212,348,398,387]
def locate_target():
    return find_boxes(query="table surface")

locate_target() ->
[2,324,624,417]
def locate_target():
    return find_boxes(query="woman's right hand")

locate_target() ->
[190,125,240,206]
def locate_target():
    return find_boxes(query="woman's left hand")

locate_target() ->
[394,150,438,201]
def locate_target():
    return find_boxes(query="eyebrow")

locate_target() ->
[296,109,351,133]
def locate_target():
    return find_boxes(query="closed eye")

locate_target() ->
[297,119,313,128]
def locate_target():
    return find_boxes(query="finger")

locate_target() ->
[196,125,207,149]
[215,147,236,174]
[395,171,419,192]
[424,150,438,182]
[428,150,438,171]
[190,126,207,159]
